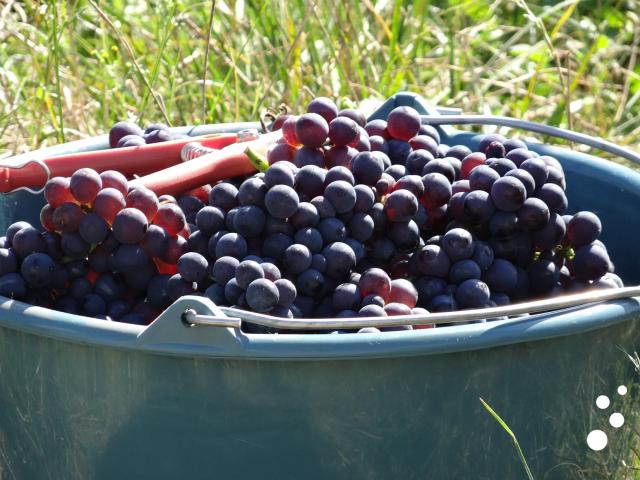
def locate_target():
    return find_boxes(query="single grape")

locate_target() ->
[295,113,329,149]
[322,242,356,280]
[61,232,90,260]
[463,190,495,223]
[520,158,549,188]
[527,258,561,294]
[468,165,500,193]
[505,169,535,197]
[267,143,296,165]
[455,279,490,308]
[385,190,418,222]
[531,213,566,250]
[489,211,519,237]
[275,278,297,307]
[328,116,359,146]
[570,243,611,281]
[160,234,189,264]
[332,283,361,311]
[52,202,85,233]
[265,185,299,219]
[12,227,46,259]
[117,135,145,148]
[177,252,208,283]
[449,259,481,285]
[387,220,420,252]
[70,168,102,204]
[421,173,452,209]
[215,232,248,259]
[359,268,392,298]
[209,182,238,212]
[460,152,486,179]
[491,176,527,212]
[386,106,421,141]
[324,180,357,214]
[94,273,124,303]
[112,208,148,244]
[233,205,266,238]
[245,278,279,312]
[153,203,186,236]
[99,170,129,196]
[422,159,455,183]
[79,213,109,244]
[44,177,75,208]
[282,244,312,275]
[126,187,159,222]
[307,97,338,123]
[415,245,450,278]
[109,121,143,148]
[483,258,518,294]
[534,183,567,214]
[517,198,550,231]
[566,211,602,248]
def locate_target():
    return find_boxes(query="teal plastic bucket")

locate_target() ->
[1,94,639,480]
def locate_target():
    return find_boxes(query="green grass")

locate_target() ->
[0,0,639,162]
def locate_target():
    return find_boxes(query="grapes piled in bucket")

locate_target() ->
[0,97,623,331]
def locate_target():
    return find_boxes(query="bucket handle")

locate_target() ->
[182,285,640,330]
[419,114,640,165]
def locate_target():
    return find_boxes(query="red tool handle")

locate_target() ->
[130,131,282,196]
[0,133,238,193]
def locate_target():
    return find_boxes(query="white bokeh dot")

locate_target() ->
[596,395,610,409]
[587,430,608,451]
[618,385,628,396]
[610,412,625,428]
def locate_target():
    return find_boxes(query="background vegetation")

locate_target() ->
[1,0,639,162]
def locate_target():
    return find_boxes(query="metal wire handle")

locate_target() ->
[420,114,640,165]
[183,285,640,331]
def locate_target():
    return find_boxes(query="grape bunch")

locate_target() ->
[0,97,623,333]
[108,121,187,148]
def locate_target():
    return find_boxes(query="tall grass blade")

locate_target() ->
[479,397,535,480]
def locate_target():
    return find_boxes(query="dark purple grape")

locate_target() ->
[144,129,171,144]
[109,121,143,148]
[211,256,239,285]
[365,119,389,139]
[238,177,267,207]
[265,162,295,189]
[215,232,247,259]
[348,151,384,186]
[421,173,452,209]
[82,293,107,316]
[168,273,196,301]
[209,182,238,212]
[271,278,295,307]
[485,158,517,177]
[307,97,338,123]
[386,139,411,165]
[280,203,315,232]
[570,243,611,281]
[117,135,145,148]
[463,190,495,223]
[112,208,148,244]
[483,258,518,294]
[504,139,528,153]
[455,279,490,308]
[422,158,455,183]
[441,228,474,262]
[233,205,266,238]
[489,211,519,237]
[108,299,132,320]
[53,203,85,233]
[517,198,550,231]
[332,283,361,311]
[369,135,389,155]
[491,176,526,212]
[262,233,292,260]
[317,217,347,244]
[504,169,535,197]
[11,227,46,259]
[177,252,208,283]
[328,116,359,146]
[387,221,420,252]
[449,259,481,284]
[324,180,356,214]
[429,294,457,312]
[61,232,90,259]
[532,213,566,250]
[484,141,505,159]
[20,253,55,287]
[94,273,124,302]
[325,166,354,186]
[245,278,279,312]
[385,164,407,181]
[322,242,356,280]
[292,147,323,168]
[520,158,549,188]
[477,134,506,153]
[126,187,160,222]
[534,183,567,213]
[194,206,225,236]
[296,166,327,201]
[114,244,149,272]
[385,190,418,223]
[265,185,299,219]
[566,211,602,248]
[267,143,296,165]
[282,244,312,275]
[294,227,323,254]
[324,146,356,169]
[338,108,366,127]
[528,258,561,295]
[415,245,450,278]
[468,165,500,192]
[295,113,329,149]
[294,269,323,298]
[79,213,109,245]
